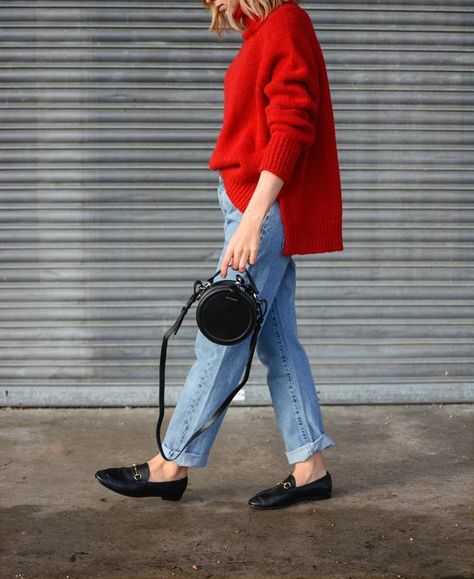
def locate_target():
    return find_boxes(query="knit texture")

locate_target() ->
[208,0,343,255]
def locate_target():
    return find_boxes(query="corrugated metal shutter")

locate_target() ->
[0,1,472,406]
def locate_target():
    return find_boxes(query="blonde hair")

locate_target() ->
[202,0,303,40]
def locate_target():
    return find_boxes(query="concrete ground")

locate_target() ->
[0,404,472,579]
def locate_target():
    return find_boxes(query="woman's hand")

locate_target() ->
[219,170,284,278]
[220,212,265,278]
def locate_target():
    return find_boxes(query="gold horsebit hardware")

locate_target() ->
[131,463,143,481]
[278,480,292,489]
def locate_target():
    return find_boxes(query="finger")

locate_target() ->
[232,250,243,273]
[221,251,232,278]
[221,260,228,278]
[239,252,249,273]
[248,247,258,265]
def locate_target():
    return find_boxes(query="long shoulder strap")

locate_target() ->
[155,281,263,462]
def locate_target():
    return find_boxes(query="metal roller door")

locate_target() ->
[0,1,472,406]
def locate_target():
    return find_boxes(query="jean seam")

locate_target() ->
[279,205,285,252]
[272,294,313,445]
[175,342,215,450]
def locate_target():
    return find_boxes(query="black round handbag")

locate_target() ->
[155,267,267,461]
[196,272,265,345]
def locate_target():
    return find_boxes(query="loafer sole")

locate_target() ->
[248,492,331,509]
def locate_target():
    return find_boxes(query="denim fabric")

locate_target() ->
[161,175,336,467]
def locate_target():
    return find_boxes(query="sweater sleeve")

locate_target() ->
[258,13,319,184]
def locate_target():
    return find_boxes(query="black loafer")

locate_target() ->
[248,471,332,509]
[94,462,188,501]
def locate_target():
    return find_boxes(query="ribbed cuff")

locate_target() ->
[258,133,302,183]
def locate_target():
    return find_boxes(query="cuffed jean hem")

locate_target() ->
[285,433,336,464]
[160,441,209,468]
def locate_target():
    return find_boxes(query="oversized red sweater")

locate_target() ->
[208,0,343,255]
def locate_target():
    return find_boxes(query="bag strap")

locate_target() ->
[155,269,265,462]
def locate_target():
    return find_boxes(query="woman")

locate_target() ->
[95,0,343,509]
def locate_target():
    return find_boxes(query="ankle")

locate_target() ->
[292,467,327,479]
[164,462,188,476]
[291,465,327,486]
[292,451,326,478]
[153,457,187,474]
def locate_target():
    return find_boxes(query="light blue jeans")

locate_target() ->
[161,175,336,467]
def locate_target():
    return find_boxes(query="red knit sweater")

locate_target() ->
[208,0,343,255]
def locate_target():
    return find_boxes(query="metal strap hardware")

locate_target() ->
[278,480,292,489]
[131,463,142,481]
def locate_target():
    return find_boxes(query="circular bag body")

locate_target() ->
[196,280,258,345]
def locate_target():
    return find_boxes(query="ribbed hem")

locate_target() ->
[285,433,336,465]
[258,133,302,184]
[280,218,344,255]
[217,170,344,256]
